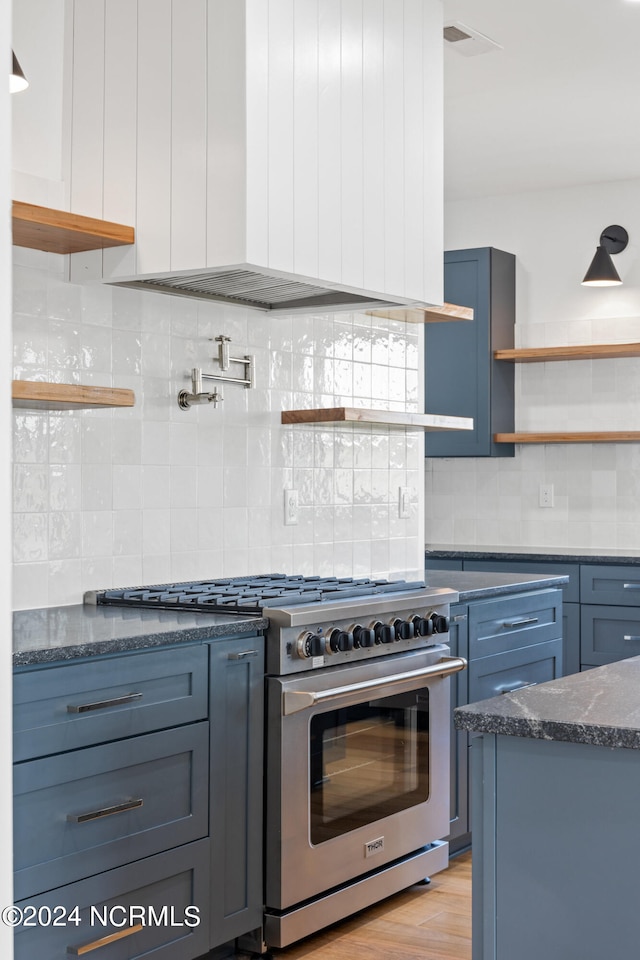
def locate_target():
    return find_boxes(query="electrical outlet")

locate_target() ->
[539,484,554,508]
[399,486,411,519]
[284,489,299,525]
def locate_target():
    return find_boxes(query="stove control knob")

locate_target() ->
[412,615,434,638]
[329,629,354,653]
[352,624,375,649]
[373,621,395,644]
[295,632,316,659]
[430,613,450,634]
[392,618,415,640]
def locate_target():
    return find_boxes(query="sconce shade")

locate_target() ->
[581,225,628,286]
[10,51,28,93]
[582,245,622,286]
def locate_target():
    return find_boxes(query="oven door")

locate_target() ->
[265,646,466,911]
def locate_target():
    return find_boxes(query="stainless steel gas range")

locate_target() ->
[89,574,466,950]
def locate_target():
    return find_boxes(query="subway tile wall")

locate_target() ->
[12,249,424,609]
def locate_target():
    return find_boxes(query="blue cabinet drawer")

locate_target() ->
[14,839,210,960]
[468,589,563,659]
[14,645,208,761]
[14,722,209,900]
[580,564,640,607]
[580,604,640,666]
[468,638,562,704]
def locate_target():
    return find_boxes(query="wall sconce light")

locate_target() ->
[582,225,629,286]
[10,50,29,94]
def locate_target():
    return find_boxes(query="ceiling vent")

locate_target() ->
[443,21,502,57]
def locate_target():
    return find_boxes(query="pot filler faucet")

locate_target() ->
[178,334,255,410]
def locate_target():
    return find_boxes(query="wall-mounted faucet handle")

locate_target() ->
[215,335,232,371]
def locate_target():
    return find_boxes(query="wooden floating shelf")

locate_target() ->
[494,431,640,444]
[282,407,474,431]
[495,343,640,363]
[366,302,473,324]
[12,380,136,410]
[12,201,135,255]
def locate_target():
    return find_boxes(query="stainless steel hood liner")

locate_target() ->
[114,266,412,314]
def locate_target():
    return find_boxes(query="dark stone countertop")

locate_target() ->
[426,543,640,565]
[424,569,568,601]
[13,604,269,667]
[455,657,640,750]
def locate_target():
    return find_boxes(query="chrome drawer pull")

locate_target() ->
[452,614,467,623]
[67,923,143,955]
[499,681,538,695]
[502,617,539,628]
[66,692,143,714]
[623,583,640,589]
[67,798,144,824]
[623,635,640,642]
[227,650,259,660]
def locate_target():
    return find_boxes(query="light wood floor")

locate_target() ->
[269,852,471,960]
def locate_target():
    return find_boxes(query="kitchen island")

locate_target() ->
[456,659,640,960]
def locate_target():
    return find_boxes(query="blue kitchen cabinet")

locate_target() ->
[565,562,640,670]
[14,841,211,960]
[446,588,563,854]
[454,557,581,675]
[209,636,264,947]
[425,248,515,458]
[431,552,640,675]
[13,633,265,959]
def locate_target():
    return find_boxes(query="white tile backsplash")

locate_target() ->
[13,257,424,608]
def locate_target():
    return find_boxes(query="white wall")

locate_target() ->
[3,4,15,953]
[426,177,640,549]
[12,0,69,207]
[13,249,425,609]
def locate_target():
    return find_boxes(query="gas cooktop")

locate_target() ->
[85,574,428,616]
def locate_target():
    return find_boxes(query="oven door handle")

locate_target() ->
[282,656,468,716]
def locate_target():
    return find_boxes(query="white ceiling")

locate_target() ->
[443,0,640,200]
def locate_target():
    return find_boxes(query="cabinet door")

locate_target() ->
[14,645,208,761]
[580,564,640,607]
[447,605,469,844]
[425,247,515,458]
[14,840,210,960]
[468,589,563,660]
[209,636,264,948]
[580,604,640,667]
[14,723,209,900]
[468,638,562,703]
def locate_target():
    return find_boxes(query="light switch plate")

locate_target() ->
[284,489,299,525]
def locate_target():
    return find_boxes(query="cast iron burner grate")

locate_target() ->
[94,574,426,615]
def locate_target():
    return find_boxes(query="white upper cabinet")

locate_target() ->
[69,0,444,314]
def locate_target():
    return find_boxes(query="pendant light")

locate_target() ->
[10,50,28,93]
[582,225,629,286]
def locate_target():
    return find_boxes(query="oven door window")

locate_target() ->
[309,690,429,845]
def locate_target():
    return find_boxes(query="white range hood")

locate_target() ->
[69,0,444,314]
